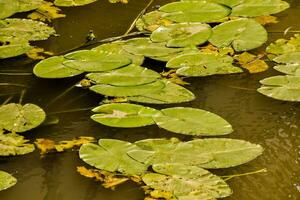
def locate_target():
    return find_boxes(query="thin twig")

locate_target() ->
[123,0,155,36]
[19,90,26,104]
[0,72,32,76]
[48,107,94,115]
[225,85,256,91]
[0,83,29,88]
[222,168,267,181]
[2,96,13,105]
[46,85,76,108]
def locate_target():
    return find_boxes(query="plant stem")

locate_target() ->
[2,96,13,105]
[222,168,267,181]
[19,90,26,104]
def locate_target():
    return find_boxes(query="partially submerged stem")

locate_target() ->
[2,96,13,105]
[19,90,26,104]
[48,107,94,115]
[0,72,32,76]
[222,168,267,181]
[46,85,76,108]
[0,83,29,88]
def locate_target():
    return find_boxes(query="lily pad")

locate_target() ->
[92,41,144,65]
[63,50,132,72]
[231,0,290,17]
[266,34,300,58]
[159,1,231,23]
[91,103,160,128]
[273,52,300,75]
[150,23,212,47]
[122,38,184,57]
[0,103,46,133]
[142,163,232,200]
[209,18,268,51]
[153,107,233,136]
[135,11,173,32]
[258,75,300,101]
[79,139,147,175]
[167,52,242,77]
[149,47,200,62]
[0,42,32,59]
[33,56,84,79]
[89,80,165,97]
[0,171,17,191]
[127,81,195,104]
[54,0,97,7]
[0,132,35,156]
[86,64,160,86]
[0,0,18,19]
[18,0,44,12]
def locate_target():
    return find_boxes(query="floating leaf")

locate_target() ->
[79,139,147,175]
[122,38,184,57]
[0,0,18,19]
[235,52,269,73]
[272,52,300,75]
[255,15,278,25]
[150,23,211,47]
[28,1,66,22]
[33,56,83,78]
[205,0,242,7]
[149,47,199,62]
[231,0,289,17]
[142,163,232,200]
[34,138,55,155]
[86,64,160,86]
[63,50,132,72]
[0,42,32,59]
[91,103,160,128]
[127,81,195,104]
[0,132,35,156]
[266,34,300,58]
[18,0,44,12]
[166,52,242,77]
[153,107,233,136]
[89,80,165,97]
[136,11,173,32]
[54,0,97,7]
[0,103,46,133]
[209,18,268,51]
[26,47,54,60]
[258,75,300,101]
[0,171,17,191]
[159,1,230,23]
[92,41,144,65]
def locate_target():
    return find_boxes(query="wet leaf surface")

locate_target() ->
[0,171,17,191]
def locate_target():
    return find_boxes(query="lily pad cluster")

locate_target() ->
[79,138,263,199]
[0,18,55,59]
[91,103,233,136]
[0,170,17,191]
[258,34,300,101]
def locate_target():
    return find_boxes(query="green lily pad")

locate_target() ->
[167,52,242,77]
[18,0,44,12]
[89,80,165,97]
[142,163,232,200]
[0,0,18,19]
[122,38,184,57]
[149,47,200,62]
[86,64,160,86]
[231,0,290,17]
[79,139,147,175]
[33,56,83,79]
[209,18,268,51]
[0,103,46,133]
[54,0,97,7]
[159,1,231,23]
[150,23,212,47]
[135,11,173,32]
[205,0,242,7]
[92,41,144,65]
[91,103,160,128]
[0,132,35,156]
[127,81,195,104]
[63,50,132,72]
[273,52,300,75]
[266,34,300,58]
[258,75,300,101]
[0,171,17,191]
[0,42,32,59]
[153,107,233,136]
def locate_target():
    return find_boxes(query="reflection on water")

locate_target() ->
[0,0,300,199]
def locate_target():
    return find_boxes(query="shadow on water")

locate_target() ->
[0,0,300,199]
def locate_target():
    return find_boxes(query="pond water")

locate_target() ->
[0,0,300,199]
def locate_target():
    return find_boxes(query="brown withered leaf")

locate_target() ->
[235,52,269,74]
[34,139,56,155]
[160,70,189,86]
[26,47,54,60]
[108,0,128,3]
[200,44,234,56]
[28,2,66,22]
[255,16,278,25]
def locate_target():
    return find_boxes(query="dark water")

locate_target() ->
[0,0,300,199]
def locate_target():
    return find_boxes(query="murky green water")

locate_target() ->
[0,0,300,199]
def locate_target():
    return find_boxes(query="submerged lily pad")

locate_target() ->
[153,107,233,136]
[63,50,132,72]
[209,18,268,51]
[231,0,289,17]
[159,1,230,23]
[0,171,17,191]
[91,103,160,128]
[127,81,195,104]
[90,80,165,97]
[92,41,144,65]
[167,52,242,77]
[258,75,300,101]
[0,132,35,156]
[33,56,83,78]
[54,0,97,7]
[150,23,212,47]
[79,139,147,175]
[86,64,160,86]
[122,38,184,57]
[142,163,232,200]
[0,103,46,133]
